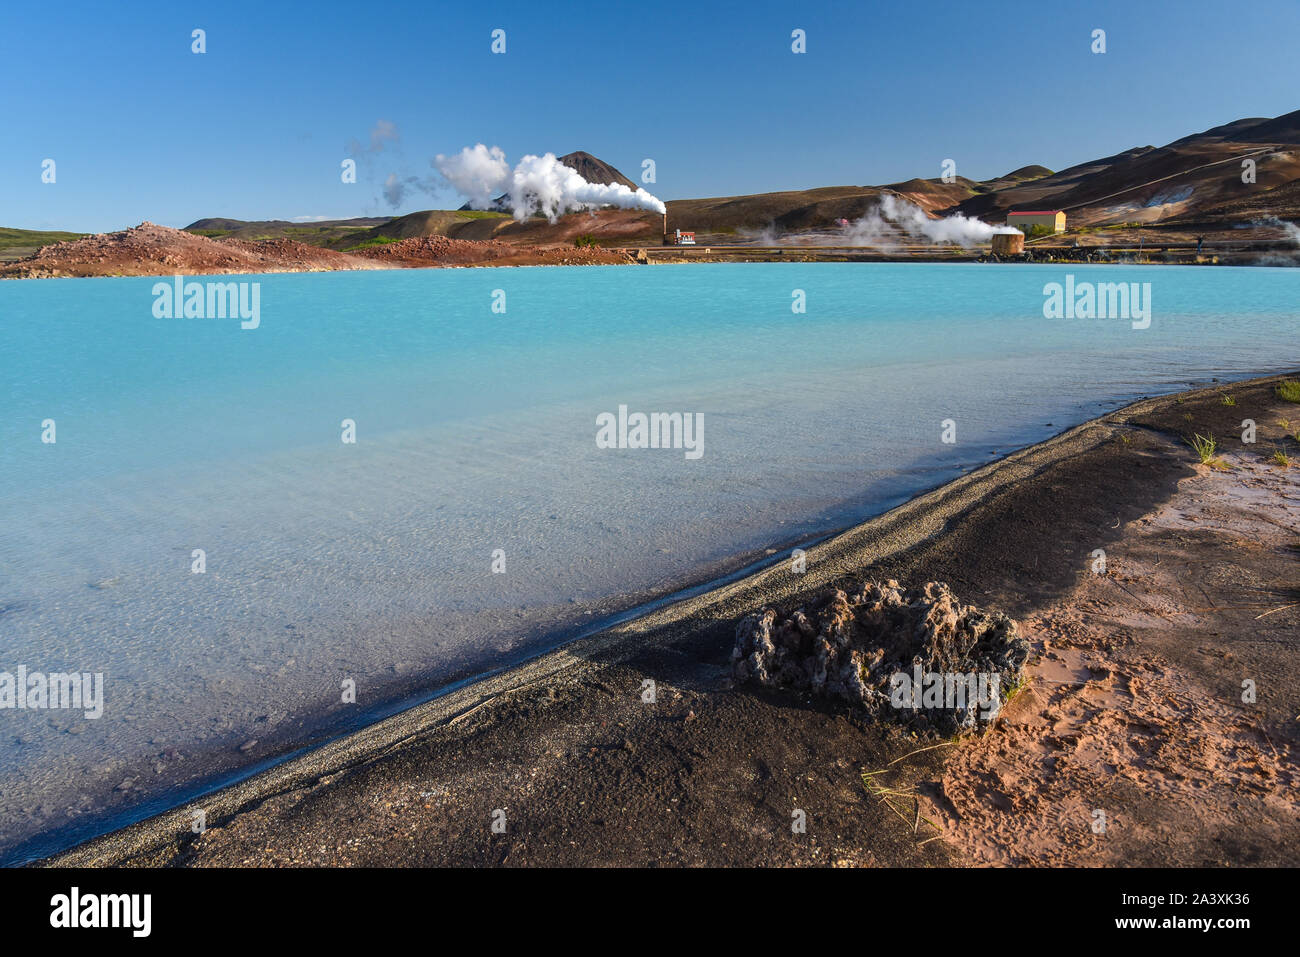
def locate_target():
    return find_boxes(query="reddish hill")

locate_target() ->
[0,221,635,278]
[352,235,631,266]
[0,222,375,278]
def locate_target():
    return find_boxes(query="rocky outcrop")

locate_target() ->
[732,580,1028,734]
[1,222,374,278]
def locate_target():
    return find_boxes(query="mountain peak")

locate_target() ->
[555,151,637,191]
[460,150,638,212]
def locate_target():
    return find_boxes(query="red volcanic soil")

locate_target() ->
[354,234,634,267]
[493,208,662,246]
[353,235,516,265]
[0,222,378,278]
[0,222,634,279]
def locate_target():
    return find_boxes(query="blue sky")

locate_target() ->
[3,0,1298,232]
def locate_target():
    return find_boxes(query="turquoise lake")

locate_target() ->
[1,262,1297,861]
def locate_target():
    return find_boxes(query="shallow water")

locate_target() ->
[0,262,1296,861]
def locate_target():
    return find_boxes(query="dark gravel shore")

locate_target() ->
[47,373,1300,867]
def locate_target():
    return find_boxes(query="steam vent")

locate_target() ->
[991,233,1025,256]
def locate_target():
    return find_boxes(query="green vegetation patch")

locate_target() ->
[1275,380,1300,403]
[0,227,85,251]
[1187,433,1231,470]
[343,235,405,250]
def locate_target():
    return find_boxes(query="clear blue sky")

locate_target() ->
[4,0,1298,232]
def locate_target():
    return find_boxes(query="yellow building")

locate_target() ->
[1006,210,1066,234]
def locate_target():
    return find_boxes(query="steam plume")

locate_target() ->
[846,194,1020,247]
[1255,216,1300,246]
[434,144,666,223]
[433,144,511,211]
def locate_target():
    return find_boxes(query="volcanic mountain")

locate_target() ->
[550,150,638,190]
[459,150,640,213]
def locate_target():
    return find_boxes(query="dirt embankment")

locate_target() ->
[0,222,633,279]
[929,398,1300,865]
[46,374,1300,868]
[353,235,633,267]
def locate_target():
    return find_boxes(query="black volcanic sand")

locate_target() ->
[48,373,1300,867]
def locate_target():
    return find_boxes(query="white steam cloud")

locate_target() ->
[1255,216,1300,246]
[846,194,1020,247]
[434,144,666,223]
[433,144,511,211]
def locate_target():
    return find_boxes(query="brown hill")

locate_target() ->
[347,209,514,245]
[554,150,638,190]
[974,165,1055,193]
[184,216,391,246]
[945,110,1300,228]
[1166,109,1300,146]
[1163,176,1300,227]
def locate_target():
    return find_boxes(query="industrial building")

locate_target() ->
[1006,210,1066,234]
[661,213,696,246]
[990,233,1025,256]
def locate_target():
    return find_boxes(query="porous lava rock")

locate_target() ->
[732,580,1028,733]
